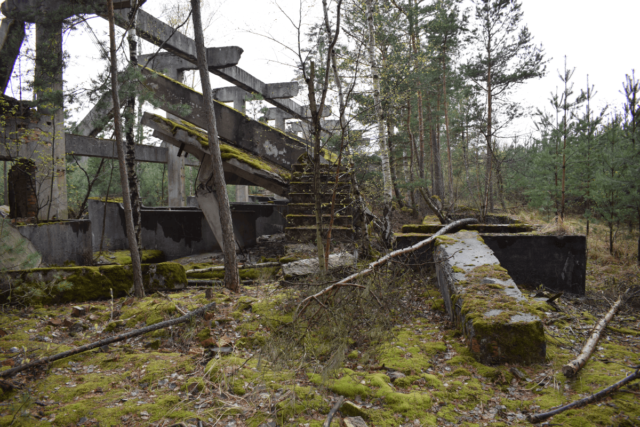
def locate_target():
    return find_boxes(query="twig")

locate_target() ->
[158,291,188,316]
[294,218,478,319]
[324,396,345,427]
[528,367,640,423]
[562,289,629,378]
[0,301,216,379]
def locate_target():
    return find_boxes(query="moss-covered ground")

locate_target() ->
[1,231,639,425]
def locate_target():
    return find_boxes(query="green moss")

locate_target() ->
[94,249,165,265]
[150,115,290,179]
[279,255,302,264]
[451,266,464,273]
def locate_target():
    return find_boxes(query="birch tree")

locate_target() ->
[365,0,393,244]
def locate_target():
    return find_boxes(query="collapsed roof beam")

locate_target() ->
[140,67,308,170]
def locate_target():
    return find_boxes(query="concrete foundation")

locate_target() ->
[17,220,93,266]
[395,231,586,296]
[88,200,286,260]
[435,231,546,365]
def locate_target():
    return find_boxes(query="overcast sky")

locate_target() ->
[3,0,638,138]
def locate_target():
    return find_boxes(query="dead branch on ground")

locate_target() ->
[294,217,477,319]
[562,289,630,378]
[0,301,216,379]
[528,366,640,423]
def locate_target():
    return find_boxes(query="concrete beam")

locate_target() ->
[0,18,25,93]
[138,47,243,77]
[212,83,299,103]
[1,0,133,21]
[64,133,199,167]
[142,113,289,196]
[108,9,328,123]
[140,67,308,170]
[434,230,546,365]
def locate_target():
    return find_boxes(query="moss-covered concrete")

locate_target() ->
[1,262,186,304]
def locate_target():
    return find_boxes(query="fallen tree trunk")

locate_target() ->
[419,188,447,225]
[0,301,216,379]
[295,217,478,319]
[562,290,628,378]
[528,367,639,423]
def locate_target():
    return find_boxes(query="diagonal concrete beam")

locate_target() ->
[143,116,288,196]
[109,9,328,124]
[140,67,310,170]
[0,18,24,93]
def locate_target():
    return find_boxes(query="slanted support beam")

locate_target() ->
[140,67,308,170]
[0,18,25,93]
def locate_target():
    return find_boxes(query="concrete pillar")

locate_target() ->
[35,20,67,219]
[167,144,185,206]
[235,185,249,202]
[233,94,249,201]
[165,69,186,207]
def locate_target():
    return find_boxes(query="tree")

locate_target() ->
[189,0,239,291]
[365,0,394,244]
[463,0,546,217]
[106,0,144,298]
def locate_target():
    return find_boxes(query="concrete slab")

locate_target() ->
[435,230,546,365]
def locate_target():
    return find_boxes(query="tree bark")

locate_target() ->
[365,0,393,245]
[189,0,239,291]
[106,0,144,298]
[126,0,142,260]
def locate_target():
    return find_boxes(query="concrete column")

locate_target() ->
[35,20,67,220]
[165,69,185,207]
[235,185,249,202]
[233,94,249,201]
[167,144,185,206]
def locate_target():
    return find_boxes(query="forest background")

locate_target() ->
[0,0,639,260]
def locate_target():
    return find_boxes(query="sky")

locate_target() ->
[2,0,638,139]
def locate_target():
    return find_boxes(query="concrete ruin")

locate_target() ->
[0,0,349,263]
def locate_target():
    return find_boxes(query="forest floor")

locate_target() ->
[0,212,639,427]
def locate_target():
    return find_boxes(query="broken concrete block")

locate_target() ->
[282,252,355,278]
[435,231,546,365]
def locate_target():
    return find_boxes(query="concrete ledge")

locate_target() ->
[0,263,187,304]
[435,231,546,365]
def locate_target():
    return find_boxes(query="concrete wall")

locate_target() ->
[482,234,586,296]
[17,220,93,266]
[394,232,586,295]
[88,200,286,260]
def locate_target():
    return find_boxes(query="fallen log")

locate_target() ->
[562,290,629,378]
[295,217,478,319]
[528,367,640,423]
[0,301,216,379]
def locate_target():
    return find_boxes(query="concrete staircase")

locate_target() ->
[285,156,355,243]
